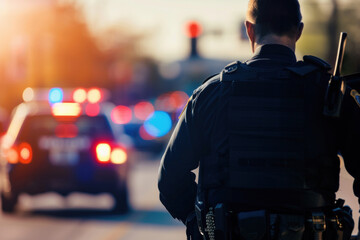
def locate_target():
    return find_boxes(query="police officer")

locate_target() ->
[158,0,360,239]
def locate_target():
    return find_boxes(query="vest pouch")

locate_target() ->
[277,214,305,240]
[236,210,267,240]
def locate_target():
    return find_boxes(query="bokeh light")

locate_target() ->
[85,103,100,117]
[87,88,102,103]
[139,125,155,140]
[96,143,111,162]
[186,21,202,38]
[111,105,132,124]
[155,91,189,112]
[48,88,64,104]
[110,148,127,164]
[22,88,34,102]
[52,103,82,117]
[171,91,189,109]
[6,148,19,164]
[144,111,172,137]
[18,142,32,164]
[73,88,87,103]
[134,101,154,121]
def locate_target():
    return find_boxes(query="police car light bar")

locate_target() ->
[52,102,82,117]
[22,87,110,104]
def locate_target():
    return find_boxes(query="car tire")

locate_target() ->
[111,187,130,215]
[1,192,18,213]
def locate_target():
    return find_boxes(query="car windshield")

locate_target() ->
[17,115,114,142]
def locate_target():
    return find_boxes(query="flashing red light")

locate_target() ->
[55,123,78,138]
[18,142,33,164]
[111,105,132,124]
[85,103,100,117]
[134,101,154,121]
[186,21,202,38]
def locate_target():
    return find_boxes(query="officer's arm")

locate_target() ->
[158,94,202,223]
[339,87,360,202]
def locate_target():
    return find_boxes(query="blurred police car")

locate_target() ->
[110,91,189,156]
[0,88,131,214]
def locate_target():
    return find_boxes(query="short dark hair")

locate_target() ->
[247,0,302,39]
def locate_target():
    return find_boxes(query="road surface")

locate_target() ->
[0,154,358,240]
[0,154,185,240]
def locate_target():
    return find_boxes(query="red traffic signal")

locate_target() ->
[186,21,202,38]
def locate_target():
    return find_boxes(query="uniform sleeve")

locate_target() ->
[339,87,360,204]
[157,94,202,223]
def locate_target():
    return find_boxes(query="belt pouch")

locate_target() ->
[237,210,267,240]
[277,214,305,240]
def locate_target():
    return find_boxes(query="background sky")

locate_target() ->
[70,0,252,62]
[68,0,349,63]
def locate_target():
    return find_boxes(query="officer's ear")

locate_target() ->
[296,22,304,42]
[245,20,256,53]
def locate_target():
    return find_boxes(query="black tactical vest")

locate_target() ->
[199,57,340,199]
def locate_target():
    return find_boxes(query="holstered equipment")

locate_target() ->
[195,57,353,240]
[196,202,354,240]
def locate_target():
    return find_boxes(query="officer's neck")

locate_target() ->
[255,34,296,52]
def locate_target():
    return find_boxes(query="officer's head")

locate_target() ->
[245,0,304,52]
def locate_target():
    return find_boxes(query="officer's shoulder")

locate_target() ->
[219,61,241,81]
[286,55,331,77]
[202,73,221,85]
[195,60,241,94]
[220,61,259,82]
[196,61,241,91]
[192,73,221,98]
[303,55,332,71]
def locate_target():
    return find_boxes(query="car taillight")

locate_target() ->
[96,143,111,163]
[6,142,33,164]
[110,147,127,164]
[6,147,19,164]
[19,142,32,164]
[95,143,127,165]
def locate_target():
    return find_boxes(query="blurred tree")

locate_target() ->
[0,2,111,111]
[94,26,163,105]
[0,1,161,113]
[300,0,360,74]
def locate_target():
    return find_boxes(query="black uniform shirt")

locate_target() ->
[158,44,360,223]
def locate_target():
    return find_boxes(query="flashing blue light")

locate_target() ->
[49,88,63,104]
[144,111,172,138]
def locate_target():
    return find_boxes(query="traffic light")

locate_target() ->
[186,21,202,39]
[186,21,202,58]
